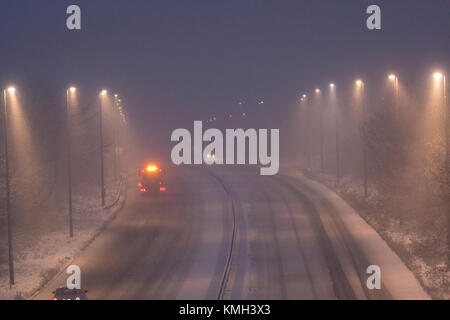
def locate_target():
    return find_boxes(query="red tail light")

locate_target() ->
[140,188,147,192]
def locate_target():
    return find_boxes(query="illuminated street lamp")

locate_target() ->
[356,79,368,198]
[434,72,443,81]
[434,72,449,267]
[315,88,324,173]
[300,94,311,168]
[388,74,399,111]
[434,72,447,176]
[3,87,16,286]
[99,90,107,206]
[330,83,340,184]
[112,94,121,183]
[66,87,76,237]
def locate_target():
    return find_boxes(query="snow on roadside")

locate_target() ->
[300,168,449,300]
[0,181,125,300]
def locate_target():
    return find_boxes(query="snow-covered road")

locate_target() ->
[33,167,429,300]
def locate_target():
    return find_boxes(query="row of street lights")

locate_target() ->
[2,86,125,286]
[300,72,447,200]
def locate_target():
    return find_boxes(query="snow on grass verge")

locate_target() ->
[0,179,126,300]
[301,168,449,300]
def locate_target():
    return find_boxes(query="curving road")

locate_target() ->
[33,167,429,300]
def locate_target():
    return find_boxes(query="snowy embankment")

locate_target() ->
[298,168,448,300]
[0,178,126,300]
[285,169,430,299]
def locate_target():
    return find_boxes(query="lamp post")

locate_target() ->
[66,87,76,237]
[434,73,447,179]
[301,94,311,168]
[113,94,119,184]
[99,90,107,206]
[3,87,15,287]
[117,99,124,178]
[434,72,449,268]
[330,83,340,184]
[315,88,324,173]
[356,80,368,198]
[388,74,399,112]
[300,94,311,169]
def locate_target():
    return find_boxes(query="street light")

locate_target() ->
[434,72,443,81]
[330,83,340,184]
[315,88,324,173]
[99,90,107,206]
[388,74,399,112]
[3,87,16,286]
[356,79,368,198]
[301,94,311,168]
[112,94,121,183]
[66,87,76,237]
[434,72,447,174]
[434,71,448,267]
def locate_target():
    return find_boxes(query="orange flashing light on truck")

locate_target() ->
[138,164,166,195]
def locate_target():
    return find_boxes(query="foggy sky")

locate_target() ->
[0,1,448,160]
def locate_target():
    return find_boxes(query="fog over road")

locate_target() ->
[33,167,429,300]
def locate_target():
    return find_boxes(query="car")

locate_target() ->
[52,288,88,300]
[138,164,167,195]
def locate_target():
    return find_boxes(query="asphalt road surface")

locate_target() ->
[33,167,429,300]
